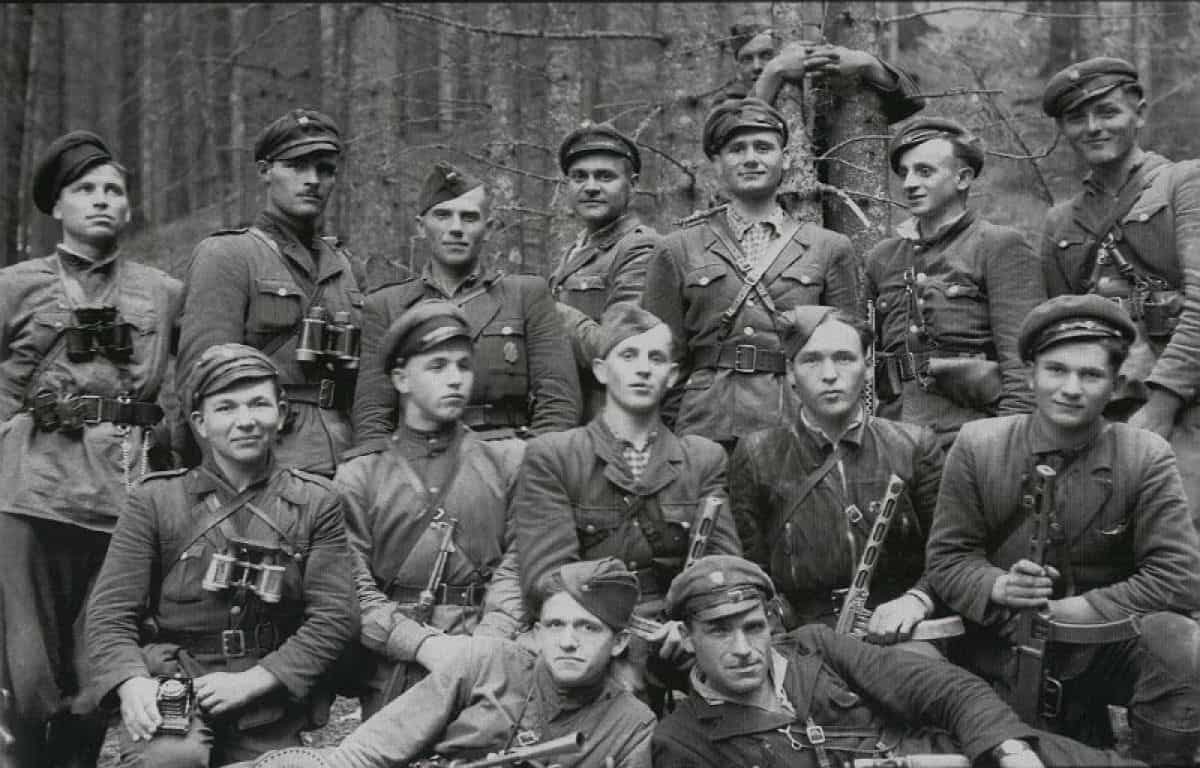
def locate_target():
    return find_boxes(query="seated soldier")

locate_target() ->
[732,307,947,651]
[333,301,525,717]
[85,343,359,767]
[653,555,1143,768]
[513,303,739,704]
[926,294,1200,766]
[242,559,655,768]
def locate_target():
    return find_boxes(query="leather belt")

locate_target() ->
[158,625,279,659]
[391,583,486,607]
[877,350,988,382]
[287,379,343,410]
[28,392,164,433]
[692,344,788,374]
[461,403,529,431]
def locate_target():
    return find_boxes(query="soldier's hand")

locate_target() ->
[117,676,163,742]
[1128,391,1181,439]
[990,559,1060,608]
[654,620,691,665]
[865,593,930,644]
[194,666,279,716]
[997,747,1045,768]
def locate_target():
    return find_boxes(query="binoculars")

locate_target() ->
[201,536,287,604]
[155,675,193,735]
[65,306,134,363]
[295,306,360,370]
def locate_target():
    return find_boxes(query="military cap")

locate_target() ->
[779,305,838,359]
[185,343,280,413]
[1042,57,1140,118]
[555,557,640,631]
[702,97,789,159]
[594,302,668,360]
[1017,294,1137,362]
[888,117,984,176]
[32,131,118,215]
[380,300,472,370]
[253,108,342,163]
[666,555,775,622]
[559,122,641,176]
[418,161,484,216]
[729,20,774,58]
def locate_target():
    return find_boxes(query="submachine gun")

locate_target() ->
[413,731,585,768]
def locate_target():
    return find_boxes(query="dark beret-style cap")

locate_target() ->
[594,302,667,360]
[380,300,472,370]
[418,161,484,216]
[185,343,280,413]
[888,117,984,176]
[666,555,775,622]
[1017,294,1137,362]
[557,557,640,631]
[729,20,774,58]
[32,131,116,215]
[702,97,789,159]
[253,108,342,162]
[1042,57,1140,118]
[559,122,641,175]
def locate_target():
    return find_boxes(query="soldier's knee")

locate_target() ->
[1137,611,1200,680]
[131,736,210,768]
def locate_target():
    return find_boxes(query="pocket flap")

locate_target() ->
[255,277,304,299]
[685,263,728,288]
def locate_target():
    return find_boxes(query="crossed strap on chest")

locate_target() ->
[710,218,801,342]
[1080,165,1171,292]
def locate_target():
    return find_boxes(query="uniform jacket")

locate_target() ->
[652,624,1036,768]
[641,210,859,443]
[731,416,943,623]
[177,212,364,475]
[866,211,1044,441]
[927,414,1200,632]
[1041,152,1200,404]
[513,417,738,602]
[333,426,525,682]
[353,262,580,442]
[85,461,358,711]
[0,248,180,531]
[313,636,653,768]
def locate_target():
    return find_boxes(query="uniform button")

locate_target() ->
[878,299,887,309]
[747,298,756,306]
[916,272,927,283]
[917,298,926,306]
[623,495,632,504]
[585,524,597,533]
[277,288,288,296]
[230,605,242,616]
[909,324,920,335]
[1058,240,1069,249]
[502,326,514,335]
[1138,213,1149,222]
[698,277,710,286]
[799,275,813,285]
[946,285,959,297]
[744,326,754,336]
[633,520,641,527]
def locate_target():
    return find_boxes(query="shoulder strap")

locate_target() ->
[717,220,802,338]
[246,226,331,358]
[1085,164,1169,268]
[772,437,842,543]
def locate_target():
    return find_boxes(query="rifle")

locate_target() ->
[415,731,586,768]
[415,518,459,625]
[852,756,969,768]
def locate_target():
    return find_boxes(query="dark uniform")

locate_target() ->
[1039,58,1200,523]
[334,303,525,718]
[85,344,358,767]
[353,165,580,442]
[926,295,1200,764]
[641,99,860,446]
[867,118,1044,448]
[177,110,363,476]
[0,132,180,767]
[653,556,1141,768]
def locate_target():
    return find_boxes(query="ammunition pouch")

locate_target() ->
[923,356,1002,412]
[27,391,164,434]
[288,378,352,412]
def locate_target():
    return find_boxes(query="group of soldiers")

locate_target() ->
[2,19,1200,768]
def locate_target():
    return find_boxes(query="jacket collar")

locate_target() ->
[895,208,975,247]
[797,407,866,450]
[255,211,345,284]
[705,211,810,280]
[531,657,617,722]
[586,415,682,495]
[419,259,502,299]
[686,649,814,740]
[185,457,289,501]
[555,212,644,281]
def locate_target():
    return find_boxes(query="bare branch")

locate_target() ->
[914,88,1003,99]
[378,3,669,44]
[879,5,1178,24]
[816,183,873,229]
[816,134,893,161]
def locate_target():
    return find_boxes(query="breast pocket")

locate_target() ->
[161,541,210,605]
[249,278,304,334]
[922,279,985,339]
[30,310,72,354]
[575,506,621,554]
[1122,200,1176,280]
[478,319,528,391]
[658,500,700,556]
[683,263,731,306]
[776,271,825,306]
[561,274,609,320]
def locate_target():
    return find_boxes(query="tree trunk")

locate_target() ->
[1038,0,1083,80]
[483,2,519,271]
[544,3,585,270]
[24,3,66,259]
[0,3,34,265]
[770,2,823,225]
[436,2,458,132]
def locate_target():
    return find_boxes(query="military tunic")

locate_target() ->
[85,461,358,764]
[178,211,364,475]
[333,424,526,716]
[353,263,580,442]
[641,209,859,444]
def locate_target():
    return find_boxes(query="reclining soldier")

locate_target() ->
[85,343,358,766]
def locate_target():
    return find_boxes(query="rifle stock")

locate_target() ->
[416,518,458,625]
[446,731,585,768]
[1011,464,1056,727]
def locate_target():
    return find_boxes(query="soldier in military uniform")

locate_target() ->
[641,97,860,451]
[1039,57,1200,524]
[513,303,739,704]
[177,108,364,476]
[334,302,525,718]
[926,295,1200,765]
[353,162,580,443]
[0,131,180,767]
[731,307,947,648]
[85,343,358,767]
[242,559,655,768]
[551,122,659,422]
[866,118,1044,448]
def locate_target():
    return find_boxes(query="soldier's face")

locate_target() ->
[392,340,475,431]
[736,33,777,86]
[191,378,286,468]
[418,186,494,270]
[682,603,772,699]
[566,154,636,231]
[593,323,678,416]
[536,591,628,688]
[1029,341,1115,437]
[897,138,972,221]
[714,130,785,202]
[258,151,338,223]
[53,163,130,248]
[789,319,866,427]
[1060,89,1145,170]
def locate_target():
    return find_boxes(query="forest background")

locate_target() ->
[3,1,1197,289]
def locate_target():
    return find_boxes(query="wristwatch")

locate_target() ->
[991,739,1034,762]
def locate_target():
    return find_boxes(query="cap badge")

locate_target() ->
[708,571,726,586]
[297,116,311,126]
[1068,69,1081,82]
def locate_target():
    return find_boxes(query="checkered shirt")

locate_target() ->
[619,431,658,482]
[726,204,789,271]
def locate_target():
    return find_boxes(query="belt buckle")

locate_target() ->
[317,379,335,409]
[78,395,104,425]
[221,629,246,658]
[806,722,826,745]
[897,352,917,381]
[733,344,757,374]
